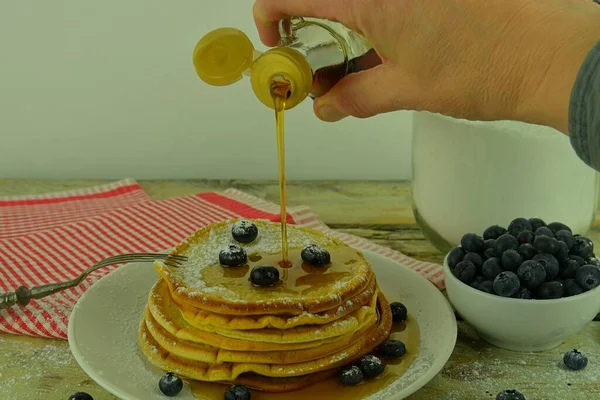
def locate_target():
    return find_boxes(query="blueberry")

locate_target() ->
[534,227,554,237]
[390,302,408,322]
[301,244,331,266]
[483,248,497,260]
[463,252,483,270]
[563,349,588,370]
[359,355,385,378]
[68,393,94,400]
[564,278,585,296]
[447,246,465,269]
[231,219,258,244]
[561,259,581,279]
[533,235,559,254]
[159,372,183,397]
[548,221,572,234]
[569,255,586,266]
[485,239,496,249]
[461,233,485,253]
[469,275,485,289]
[517,230,534,244]
[536,281,564,299]
[508,218,532,237]
[219,245,247,267]
[513,287,532,299]
[575,264,600,290]
[379,339,406,358]
[453,261,477,283]
[493,271,520,297]
[532,253,560,281]
[250,266,280,287]
[588,257,600,267]
[571,237,594,259]
[483,225,507,240]
[496,389,527,400]
[517,260,546,289]
[224,385,251,400]
[479,280,494,294]
[528,217,546,232]
[517,243,537,260]
[338,365,363,386]
[555,230,574,250]
[501,249,523,272]
[494,233,519,255]
[482,258,503,280]
[555,241,569,263]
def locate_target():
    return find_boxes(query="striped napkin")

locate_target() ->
[0,180,441,340]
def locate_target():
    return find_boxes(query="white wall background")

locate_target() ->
[0,0,412,180]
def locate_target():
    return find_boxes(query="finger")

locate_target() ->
[253,0,346,46]
[313,65,407,122]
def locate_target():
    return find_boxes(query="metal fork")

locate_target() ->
[0,253,187,310]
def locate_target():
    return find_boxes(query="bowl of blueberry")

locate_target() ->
[443,217,600,352]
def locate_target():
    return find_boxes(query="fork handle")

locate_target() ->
[0,280,78,310]
[0,286,30,310]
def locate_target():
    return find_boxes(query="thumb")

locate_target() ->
[313,65,405,122]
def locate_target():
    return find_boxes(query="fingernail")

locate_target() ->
[317,105,347,122]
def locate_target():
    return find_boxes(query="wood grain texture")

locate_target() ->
[1,179,599,400]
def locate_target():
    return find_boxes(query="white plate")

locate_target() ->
[68,250,457,400]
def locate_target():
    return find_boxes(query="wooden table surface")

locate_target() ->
[1,179,599,400]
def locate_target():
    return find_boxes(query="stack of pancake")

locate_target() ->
[138,219,392,392]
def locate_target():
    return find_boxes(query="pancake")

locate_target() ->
[154,220,373,315]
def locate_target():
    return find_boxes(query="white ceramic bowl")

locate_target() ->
[443,254,600,352]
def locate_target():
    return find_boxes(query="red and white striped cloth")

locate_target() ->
[0,180,442,340]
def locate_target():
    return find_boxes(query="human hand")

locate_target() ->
[253,0,600,133]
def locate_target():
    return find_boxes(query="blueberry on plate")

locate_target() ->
[517,243,537,260]
[508,217,532,237]
[547,221,572,234]
[390,302,408,323]
[501,249,523,272]
[301,244,331,266]
[225,384,252,400]
[496,389,527,400]
[563,349,588,370]
[575,264,600,290]
[494,233,519,255]
[563,278,585,297]
[532,253,560,281]
[561,258,581,279]
[338,365,363,386]
[359,355,385,378]
[493,271,520,297]
[482,258,503,280]
[379,339,407,358]
[528,217,546,232]
[68,393,94,400]
[219,245,247,267]
[461,233,485,253]
[231,219,259,243]
[250,266,280,287]
[533,235,559,254]
[158,372,183,397]
[517,230,534,244]
[536,281,564,299]
[534,226,554,238]
[555,229,575,250]
[479,280,494,294]
[463,252,483,270]
[513,287,532,299]
[571,237,594,259]
[447,246,465,269]
[516,260,546,289]
[483,225,507,240]
[453,261,477,283]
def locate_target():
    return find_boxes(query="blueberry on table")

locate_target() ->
[517,230,534,244]
[501,249,523,272]
[390,302,408,322]
[555,229,575,250]
[219,245,247,267]
[379,339,407,358]
[572,237,594,259]
[482,258,503,280]
[225,384,252,400]
[301,244,331,266]
[547,221,572,234]
[359,355,385,378]
[158,372,183,397]
[508,217,532,237]
[563,349,588,370]
[513,287,532,299]
[250,266,280,287]
[564,278,585,296]
[517,243,537,260]
[338,365,364,386]
[532,253,560,281]
[479,280,494,294]
[536,281,564,299]
[561,259,581,279]
[496,389,527,400]
[575,264,600,290]
[493,271,520,297]
[528,217,546,232]
[453,261,477,283]
[533,235,559,254]
[447,246,465,269]
[463,252,483,269]
[494,233,519,255]
[461,233,485,253]
[483,225,507,240]
[68,393,94,400]
[517,260,546,289]
[231,219,259,243]
[534,227,554,237]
